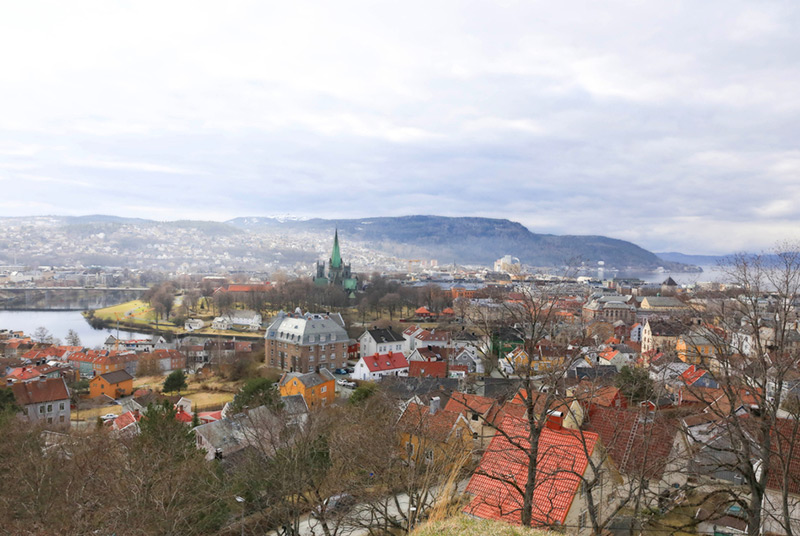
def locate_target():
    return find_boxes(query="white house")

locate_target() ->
[358,328,405,358]
[184,319,205,332]
[352,352,409,381]
[212,310,262,331]
[402,325,449,352]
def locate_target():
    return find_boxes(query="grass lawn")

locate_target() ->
[134,373,238,411]
[93,300,151,321]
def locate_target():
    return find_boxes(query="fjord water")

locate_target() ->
[0,310,149,349]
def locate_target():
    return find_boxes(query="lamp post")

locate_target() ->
[235,496,245,536]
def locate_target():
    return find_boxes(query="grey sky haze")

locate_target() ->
[1,1,799,254]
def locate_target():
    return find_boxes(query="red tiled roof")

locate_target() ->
[465,414,598,526]
[408,360,447,378]
[573,381,624,408]
[416,347,452,361]
[680,365,708,386]
[583,406,679,480]
[225,283,270,293]
[11,378,69,405]
[397,402,462,443]
[363,352,408,373]
[416,330,449,342]
[7,366,44,381]
[175,407,193,423]
[199,410,223,423]
[113,410,142,431]
[768,419,800,494]
[445,392,495,416]
[415,306,433,315]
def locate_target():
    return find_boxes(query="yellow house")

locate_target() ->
[89,369,134,399]
[397,399,473,468]
[501,346,565,375]
[676,334,716,365]
[278,368,336,410]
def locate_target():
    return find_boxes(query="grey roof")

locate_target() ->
[452,330,480,342]
[282,394,309,415]
[364,328,404,343]
[279,368,335,388]
[98,369,134,385]
[642,296,685,307]
[266,311,348,345]
[194,417,246,453]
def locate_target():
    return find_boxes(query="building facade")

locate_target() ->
[265,310,349,373]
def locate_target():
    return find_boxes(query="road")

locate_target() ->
[267,480,468,536]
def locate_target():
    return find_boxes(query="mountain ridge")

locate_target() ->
[226,215,698,270]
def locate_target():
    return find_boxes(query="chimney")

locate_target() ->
[6,378,13,385]
[429,396,440,415]
[133,409,140,419]
[545,410,563,431]
[39,374,46,383]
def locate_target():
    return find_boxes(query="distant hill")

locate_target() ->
[0,214,701,271]
[227,215,698,271]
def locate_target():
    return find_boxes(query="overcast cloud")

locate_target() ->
[1,1,799,254]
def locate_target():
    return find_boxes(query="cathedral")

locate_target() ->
[315,229,358,297]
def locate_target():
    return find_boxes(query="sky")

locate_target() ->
[0,1,799,254]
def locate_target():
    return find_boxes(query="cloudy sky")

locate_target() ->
[0,1,798,254]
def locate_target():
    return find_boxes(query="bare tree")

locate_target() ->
[680,246,800,536]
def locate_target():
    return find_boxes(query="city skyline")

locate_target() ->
[1,1,799,255]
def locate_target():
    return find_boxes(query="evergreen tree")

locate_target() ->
[163,370,188,393]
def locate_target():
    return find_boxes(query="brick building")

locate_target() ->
[265,310,349,373]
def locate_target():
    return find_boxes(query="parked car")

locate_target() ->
[101,413,117,420]
[342,381,357,389]
[345,367,355,374]
[334,368,348,375]
[311,493,355,519]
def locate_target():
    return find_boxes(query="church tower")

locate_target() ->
[314,229,358,298]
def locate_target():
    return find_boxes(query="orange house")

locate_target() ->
[89,370,134,399]
[278,368,335,409]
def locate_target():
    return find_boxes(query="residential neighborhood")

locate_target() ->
[3,249,800,536]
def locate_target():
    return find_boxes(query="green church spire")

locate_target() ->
[330,228,342,268]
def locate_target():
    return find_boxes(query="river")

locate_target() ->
[0,310,150,349]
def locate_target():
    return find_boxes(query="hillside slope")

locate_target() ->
[228,215,694,270]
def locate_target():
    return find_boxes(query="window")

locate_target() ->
[59,416,65,423]
[59,402,65,410]
[424,449,434,465]
[310,354,315,362]
[47,417,53,424]
[47,404,53,412]
[39,405,44,414]
[308,365,314,372]
[321,386,327,393]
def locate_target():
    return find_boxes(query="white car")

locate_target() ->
[101,413,118,420]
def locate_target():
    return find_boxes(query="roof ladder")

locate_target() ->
[619,416,640,471]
